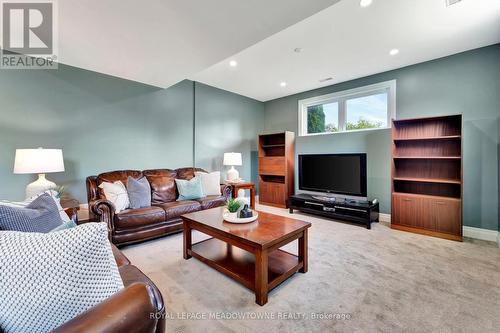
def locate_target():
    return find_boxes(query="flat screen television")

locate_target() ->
[299,153,367,197]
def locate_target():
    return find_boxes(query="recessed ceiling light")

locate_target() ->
[389,49,399,56]
[280,82,287,87]
[294,48,302,53]
[359,0,373,7]
[229,60,238,67]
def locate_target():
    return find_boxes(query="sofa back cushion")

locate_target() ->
[176,167,206,180]
[97,170,143,199]
[143,169,177,204]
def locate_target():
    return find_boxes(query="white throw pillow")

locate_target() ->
[0,222,124,333]
[195,171,221,196]
[98,181,130,213]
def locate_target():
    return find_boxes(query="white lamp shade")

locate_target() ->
[14,148,65,174]
[223,152,242,166]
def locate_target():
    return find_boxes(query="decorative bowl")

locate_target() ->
[223,211,259,224]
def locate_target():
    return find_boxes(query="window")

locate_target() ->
[306,102,338,134]
[298,80,396,136]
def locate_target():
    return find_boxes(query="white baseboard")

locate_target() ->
[80,203,88,210]
[463,226,500,243]
[379,213,391,223]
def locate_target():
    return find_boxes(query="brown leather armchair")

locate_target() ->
[53,245,165,333]
[87,167,231,246]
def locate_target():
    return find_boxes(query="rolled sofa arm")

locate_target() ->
[53,283,161,333]
[89,199,116,234]
[221,184,232,200]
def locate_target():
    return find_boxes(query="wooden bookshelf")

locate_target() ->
[258,132,295,208]
[391,115,463,241]
[393,135,461,142]
[393,177,461,184]
[393,156,461,160]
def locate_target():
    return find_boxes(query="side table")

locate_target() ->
[61,198,80,223]
[227,181,255,209]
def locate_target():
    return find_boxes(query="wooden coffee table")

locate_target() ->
[181,207,311,305]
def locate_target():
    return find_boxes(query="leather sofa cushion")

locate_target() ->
[143,169,177,204]
[97,170,143,199]
[196,195,227,210]
[115,207,166,229]
[154,201,201,220]
[175,167,206,180]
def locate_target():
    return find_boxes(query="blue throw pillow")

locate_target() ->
[0,193,63,232]
[127,176,151,209]
[175,177,205,201]
[50,219,77,232]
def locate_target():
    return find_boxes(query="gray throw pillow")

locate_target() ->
[127,176,151,209]
[0,193,63,232]
[0,222,124,333]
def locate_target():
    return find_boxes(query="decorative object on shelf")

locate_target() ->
[223,200,258,223]
[225,198,241,220]
[14,148,65,199]
[235,189,250,207]
[223,210,259,224]
[391,114,463,241]
[258,131,295,208]
[238,204,253,218]
[223,152,242,181]
[53,185,65,199]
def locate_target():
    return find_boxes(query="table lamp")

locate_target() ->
[223,152,242,181]
[14,148,65,199]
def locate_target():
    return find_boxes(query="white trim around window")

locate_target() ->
[298,80,396,136]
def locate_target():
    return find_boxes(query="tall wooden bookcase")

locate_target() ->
[391,115,463,241]
[258,131,295,208]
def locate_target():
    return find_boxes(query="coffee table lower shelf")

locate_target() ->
[188,237,302,295]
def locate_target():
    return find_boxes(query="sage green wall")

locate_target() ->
[194,82,264,189]
[264,44,500,231]
[0,65,264,202]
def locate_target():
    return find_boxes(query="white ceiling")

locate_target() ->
[192,0,500,101]
[58,0,340,88]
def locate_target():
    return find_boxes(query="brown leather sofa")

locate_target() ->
[87,167,231,246]
[53,245,165,333]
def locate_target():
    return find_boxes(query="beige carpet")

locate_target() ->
[123,204,500,333]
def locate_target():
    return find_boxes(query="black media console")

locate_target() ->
[288,194,379,229]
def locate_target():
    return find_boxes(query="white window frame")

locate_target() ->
[298,80,396,136]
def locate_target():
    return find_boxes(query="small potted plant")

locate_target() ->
[226,198,241,220]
